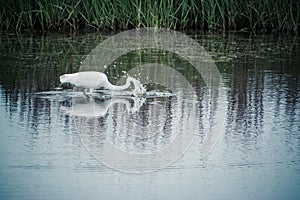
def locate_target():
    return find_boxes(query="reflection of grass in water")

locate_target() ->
[0,32,299,135]
[0,0,299,33]
[0,32,298,95]
[0,33,105,92]
[105,48,206,89]
[0,32,205,95]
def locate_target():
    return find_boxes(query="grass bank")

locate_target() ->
[0,0,299,33]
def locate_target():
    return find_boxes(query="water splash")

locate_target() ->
[128,76,147,96]
[132,78,147,96]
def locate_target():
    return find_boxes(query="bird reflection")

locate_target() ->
[60,93,145,118]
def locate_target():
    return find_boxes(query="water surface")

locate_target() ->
[0,32,300,200]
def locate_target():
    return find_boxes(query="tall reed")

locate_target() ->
[0,0,299,33]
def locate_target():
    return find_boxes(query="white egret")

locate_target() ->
[59,71,144,93]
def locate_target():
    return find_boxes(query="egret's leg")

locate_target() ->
[89,88,94,101]
[84,88,95,101]
[83,88,90,101]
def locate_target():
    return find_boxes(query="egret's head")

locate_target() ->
[126,76,146,94]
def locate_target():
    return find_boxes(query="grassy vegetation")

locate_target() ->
[0,0,299,33]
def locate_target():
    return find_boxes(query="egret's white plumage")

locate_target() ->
[59,71,136,91]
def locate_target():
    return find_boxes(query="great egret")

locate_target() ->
[59,71,144,93]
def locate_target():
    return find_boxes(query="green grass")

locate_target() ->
[0,0,299,33]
